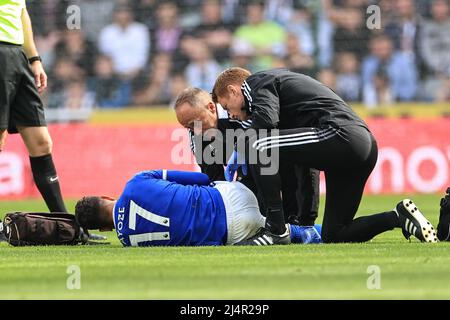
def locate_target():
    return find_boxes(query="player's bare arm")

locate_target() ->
[21,7,47,93]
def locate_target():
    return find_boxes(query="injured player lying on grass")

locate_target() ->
[74,170,322,247]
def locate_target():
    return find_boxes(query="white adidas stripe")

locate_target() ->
[253,128,336,150]
[254,239,262,246]
[242,82,253,105]
[263,235,274,245]
[243,91,252,107]
[243,81,252,92]
[252,128,336,148]
[254,130,338,152]
[405,219,418,236]
[408,220,414,234]
[188,130,196,153]
[254,127,335,145]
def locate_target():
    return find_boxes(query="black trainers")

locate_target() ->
[396,199,438,243]
[234,227,291,246]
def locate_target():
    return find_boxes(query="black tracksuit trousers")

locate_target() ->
[244,125,399,243]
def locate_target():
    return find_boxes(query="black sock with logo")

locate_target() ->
[30,154,67,213]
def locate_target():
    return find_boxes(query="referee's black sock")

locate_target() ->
[30,154,67,213]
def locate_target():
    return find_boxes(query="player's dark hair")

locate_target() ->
[75,196,103,230]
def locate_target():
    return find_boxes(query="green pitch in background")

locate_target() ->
[1,194,450,300]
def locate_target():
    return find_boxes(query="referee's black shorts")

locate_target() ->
[0,42,46,134]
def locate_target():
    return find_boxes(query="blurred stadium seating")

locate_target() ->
[26,0,450,115]
[1,0,449,200]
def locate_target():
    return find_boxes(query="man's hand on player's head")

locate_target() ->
[30,60,47,93]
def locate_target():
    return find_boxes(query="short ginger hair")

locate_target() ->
[211,67,251,103]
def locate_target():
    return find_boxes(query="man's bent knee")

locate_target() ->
[321,228,344,243]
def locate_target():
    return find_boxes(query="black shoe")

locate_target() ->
[234,227,291,246]
[437,187,450,241]
[396,199,437,243]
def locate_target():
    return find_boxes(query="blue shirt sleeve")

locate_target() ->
[139,170,211,186]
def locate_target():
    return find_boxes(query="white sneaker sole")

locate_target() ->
[402,199,438,243]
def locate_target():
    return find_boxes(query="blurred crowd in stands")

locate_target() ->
[28,0,450,111]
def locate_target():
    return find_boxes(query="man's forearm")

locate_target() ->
[21,8,39,58]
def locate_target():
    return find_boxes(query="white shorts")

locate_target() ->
[214,181,265,245]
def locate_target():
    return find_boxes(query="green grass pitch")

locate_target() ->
[1,194,450,300]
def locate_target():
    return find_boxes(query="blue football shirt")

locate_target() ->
[113,170,227,247]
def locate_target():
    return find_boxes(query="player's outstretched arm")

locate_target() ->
[143,170,211,186]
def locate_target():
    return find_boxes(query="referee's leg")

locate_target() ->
[18,126,67,213]
[11,48,67,213]
[18,126,52,157]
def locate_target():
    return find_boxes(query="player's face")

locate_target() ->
[218,86,247,121]
[98,197,116,232]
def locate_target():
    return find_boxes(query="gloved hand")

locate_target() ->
[299,226,322,244]
[290,224,322,244]
[225,150,248,182]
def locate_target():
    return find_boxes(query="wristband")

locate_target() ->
[28,56,42,64]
